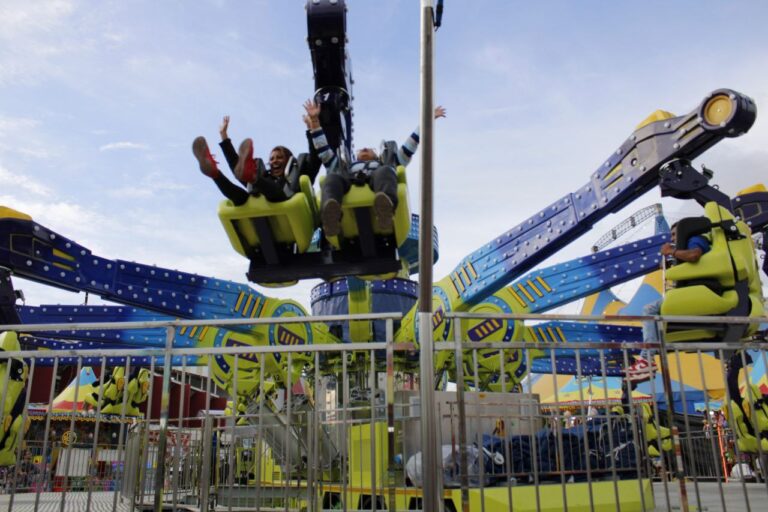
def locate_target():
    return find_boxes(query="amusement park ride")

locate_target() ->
[1,0,768,507]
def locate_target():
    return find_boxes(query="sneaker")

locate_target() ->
[192,136,220,178]
[373,192,395,231]
[234,138,257,183]
[321,199,342,237]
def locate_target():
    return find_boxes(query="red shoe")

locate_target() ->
[192,137,220,178]
[235,138,257,183]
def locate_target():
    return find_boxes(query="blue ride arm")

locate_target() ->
[396,89,756,344]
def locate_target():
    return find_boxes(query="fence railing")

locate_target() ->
[0,312,766,511]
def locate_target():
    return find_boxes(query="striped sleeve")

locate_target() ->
[310,127,339,174]
[396,127,420,167]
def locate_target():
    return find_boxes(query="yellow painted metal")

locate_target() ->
[635,109,675,130]
[0,206,32,221]
[348,422,388,490]
[321,166,411,256]
[317,478,654,511]
[662,202,764,340]
[703,94,733,125]
[218,175,317,257]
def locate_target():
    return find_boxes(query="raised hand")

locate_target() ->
[434,105,447,119]
[219,115,230,141]
[303,99,321,129]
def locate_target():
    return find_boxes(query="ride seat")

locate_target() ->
[319,165,411,250]
[743,383,768,434]
[218,175,318,281]
[723,399,768,454]
[661,202,759,341]
[640,403,672,456]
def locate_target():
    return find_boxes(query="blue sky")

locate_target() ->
[1,0,767,309]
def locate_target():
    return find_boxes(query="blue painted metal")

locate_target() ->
[512,234,669,314]
[0,216,315,342]
[447,90,755,307]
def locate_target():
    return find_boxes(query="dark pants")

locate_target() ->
[322,166,398,207]
[213,174,289,206]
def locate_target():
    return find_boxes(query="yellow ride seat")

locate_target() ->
[742,383,768,434]
[0,331,29,466]
[662,202,763,341]
[319,166,411,250]
[219,175,318,259]
[640,403,672,454]
[124,368,151,417]
[91,367,125,414]
[723,400,768,454]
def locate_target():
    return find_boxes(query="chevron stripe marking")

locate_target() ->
[242,295,253,317]
[509,289,527,308]
[527,280,543,297]
[234,291,245,312]
[251,297,262,318]
[536,276,552,292]
[517,283,534,302]
[546,327,557,341]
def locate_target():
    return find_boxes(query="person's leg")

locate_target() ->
[212,175,249,205]
[193,136,249,205]
[321,174,349,236]
[370,166,398,231]
[641,299,663,343]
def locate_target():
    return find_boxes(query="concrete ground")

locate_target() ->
[653,481,768,511]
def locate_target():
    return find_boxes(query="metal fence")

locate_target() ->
[0,312,767,511]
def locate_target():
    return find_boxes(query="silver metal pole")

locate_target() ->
[154,326,175,511]
[418,1,440,511]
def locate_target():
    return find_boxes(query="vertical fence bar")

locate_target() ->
[719,349,751,511]
[369,348,378,511]
[85,357,107,512]
[171,355,187,508]
[573,349,595,512]
[200,356,213,512]
[59,356,83,512]
[621,347,646,512]
[284,352,292,512]
[385,319,396,511]
[137,357,154,508]
[453,318,469,512]
[154,327,175,511]
[34,357,59,512]
[8,357,35,512]
[116,356,133,510]
[227,355,237,512]
[254,354,266,509]
[695,349,727,511]
[658,329,689,512]
[674,347,702,511]
[342,350,349,512]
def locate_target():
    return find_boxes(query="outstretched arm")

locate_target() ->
[304,99,340,173]
[219,115,230,141]
[217,115,239,173]
[397,105,447,166]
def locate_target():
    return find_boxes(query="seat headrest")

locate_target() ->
[674,217,712,250]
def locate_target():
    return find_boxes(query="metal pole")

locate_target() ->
[418,1,440,511]
[154,326,175,511]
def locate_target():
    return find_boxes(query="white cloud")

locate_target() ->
[99,142,149,151]
[0,166,52,197]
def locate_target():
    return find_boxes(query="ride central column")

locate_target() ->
[418,1,442,511]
